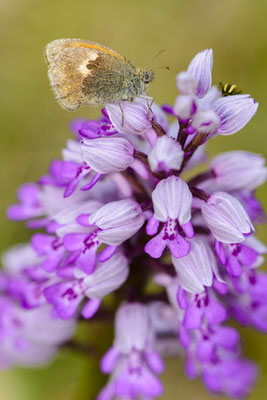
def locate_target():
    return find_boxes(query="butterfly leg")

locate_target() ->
[118,101,124,127]
[146,97,154,119]
[138,95,154,119]
[147,97,154,113]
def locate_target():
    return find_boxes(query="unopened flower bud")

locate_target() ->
[187,49,213,98]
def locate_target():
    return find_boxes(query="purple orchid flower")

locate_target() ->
[145,176,194,259]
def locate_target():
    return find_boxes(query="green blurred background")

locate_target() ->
[0,0,267,398]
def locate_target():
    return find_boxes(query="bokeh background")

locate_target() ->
[0,0,267,399]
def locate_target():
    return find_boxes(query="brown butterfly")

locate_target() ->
[45,38,154,111]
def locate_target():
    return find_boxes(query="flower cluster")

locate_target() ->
[1,49,266,399]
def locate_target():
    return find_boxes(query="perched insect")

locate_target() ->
[219,82,242,97]
[45,38,155,111]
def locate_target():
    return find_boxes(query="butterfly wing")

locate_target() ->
[45,39,134,111]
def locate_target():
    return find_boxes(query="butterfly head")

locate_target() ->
[142,69,154,84]
[131,68,154,98]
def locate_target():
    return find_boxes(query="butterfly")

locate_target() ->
[45,38,154,111]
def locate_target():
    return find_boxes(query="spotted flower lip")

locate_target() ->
[228,269,267,332]
[31,233,65,272]
[215,239,259,278]
[145,176,193,259]
[99,303,164,399]
[202,357,258,399]
[69,114,118,140]
[38,158,94,198]
[44,253,129,320]
[59,199,144,274]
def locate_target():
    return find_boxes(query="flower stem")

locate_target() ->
[190,186,209,201]
[180,132,208,171]
[151,120,167,136]
[187,170,214,186]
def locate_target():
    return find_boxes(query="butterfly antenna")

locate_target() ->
[152,65,170,71]
[147,49,165,69]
